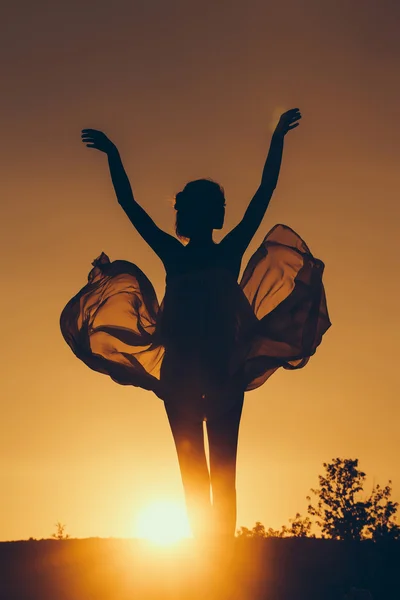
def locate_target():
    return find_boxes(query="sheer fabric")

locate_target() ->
[60,224,331,415]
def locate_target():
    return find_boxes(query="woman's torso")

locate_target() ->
[157,242,256,417]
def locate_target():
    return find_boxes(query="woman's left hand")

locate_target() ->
[274,108,302,137]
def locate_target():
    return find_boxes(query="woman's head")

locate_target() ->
[174,179,225,240]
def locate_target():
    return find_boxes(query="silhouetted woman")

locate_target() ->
[60,109,331,541]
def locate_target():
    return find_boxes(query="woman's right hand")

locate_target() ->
[81,129,116,154]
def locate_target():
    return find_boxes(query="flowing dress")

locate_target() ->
[60,224,331,420]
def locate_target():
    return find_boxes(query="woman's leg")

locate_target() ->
[166,409,212,539]
[206,394,244,538]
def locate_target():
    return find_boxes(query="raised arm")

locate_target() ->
[81,129,181,260]
[221,108,301,257]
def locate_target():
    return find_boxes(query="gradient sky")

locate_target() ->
[1,0,399,541]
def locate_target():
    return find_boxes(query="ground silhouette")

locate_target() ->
[1,537,399,599]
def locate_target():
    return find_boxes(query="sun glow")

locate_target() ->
[134,500,192,545]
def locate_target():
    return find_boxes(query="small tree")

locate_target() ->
[307,458,369,540]
[365,481,400,541]
[52,522,69,540]
[237,458,399,542]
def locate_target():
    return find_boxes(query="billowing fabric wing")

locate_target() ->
[240,224,331,390]
[60,252,164,396]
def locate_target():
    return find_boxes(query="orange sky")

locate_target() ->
[1,0,399,541]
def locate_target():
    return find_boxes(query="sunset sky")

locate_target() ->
[1,0,399,541]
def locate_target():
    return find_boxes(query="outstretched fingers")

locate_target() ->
[81,138,96,148]
[81,129,100,148]
[81,130,98,139]
[280,108,302,133]
[80,129,114,153]
[288,109,301,121]
[285,108,301,116]
[81,128,101,135]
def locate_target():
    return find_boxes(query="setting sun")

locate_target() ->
[134,501,192,545]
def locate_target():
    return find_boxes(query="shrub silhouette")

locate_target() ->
[51,522,70,540]
[237,458,400,541]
